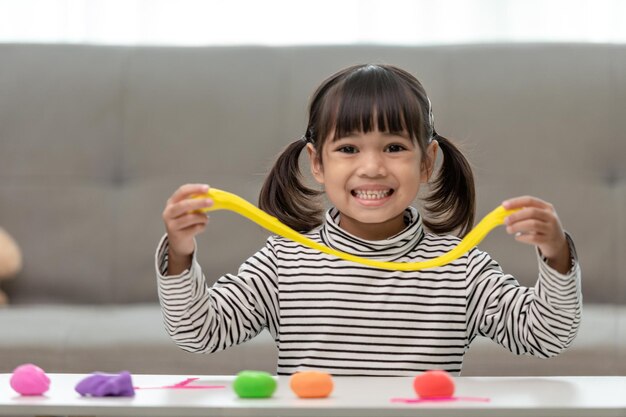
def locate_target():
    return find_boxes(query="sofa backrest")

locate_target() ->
[1,44,624,304]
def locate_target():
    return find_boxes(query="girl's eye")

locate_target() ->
[386,144,406,153]
[337,145,358,154]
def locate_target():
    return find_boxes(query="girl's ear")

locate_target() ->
[306,143,325,185]
[421,140,439,183]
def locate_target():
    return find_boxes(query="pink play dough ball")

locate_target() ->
[10,364,51,395]
[413,370,455,399]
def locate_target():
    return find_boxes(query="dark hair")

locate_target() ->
[259,64,475,236]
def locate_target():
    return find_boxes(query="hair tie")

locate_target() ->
[427,97,436,142]
[301,127,315,144]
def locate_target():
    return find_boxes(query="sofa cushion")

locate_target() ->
[0,304,277,374]
[0,303,618,376]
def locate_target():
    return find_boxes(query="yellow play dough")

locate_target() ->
[196,188,519,271]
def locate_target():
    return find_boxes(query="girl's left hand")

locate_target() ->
[502,196,571,274]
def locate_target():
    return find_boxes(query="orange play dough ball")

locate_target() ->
[290,371,334,398]
[413,370,455,398]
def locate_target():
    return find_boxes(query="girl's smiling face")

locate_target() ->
[307,129,437,241]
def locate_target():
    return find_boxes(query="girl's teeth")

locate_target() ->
[354,190,391,199]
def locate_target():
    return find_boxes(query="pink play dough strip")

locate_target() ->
[391,396,491,403]
[134,377,226,390]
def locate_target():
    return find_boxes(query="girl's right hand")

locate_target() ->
[162,184,213,266]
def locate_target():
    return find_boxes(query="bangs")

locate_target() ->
[318,65,428,143]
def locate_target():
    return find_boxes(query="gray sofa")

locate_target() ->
[1,43,625,376]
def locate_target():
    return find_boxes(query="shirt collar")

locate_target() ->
[318,207,425,261]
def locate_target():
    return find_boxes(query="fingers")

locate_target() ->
[504,206,553,228]
[168,183,210,205]
[164,196,213,220]
[163,207,210,238]
[172,212,210,232]
[506,219,548,244]
[501,195,567,258]
[511,229,545,246]
[502,195,554,211]
[164,184,213,219]
[502,196,555,233]
[162,184,213,258]
[162,184,213,231]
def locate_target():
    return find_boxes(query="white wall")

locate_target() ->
[1,0,625,46]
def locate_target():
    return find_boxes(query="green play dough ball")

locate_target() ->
[233,371,277,398]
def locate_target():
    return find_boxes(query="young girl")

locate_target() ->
[156,64,581,376]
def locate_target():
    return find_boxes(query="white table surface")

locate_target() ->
[1,373,626,417]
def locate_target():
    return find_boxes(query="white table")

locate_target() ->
[1,374,626,417]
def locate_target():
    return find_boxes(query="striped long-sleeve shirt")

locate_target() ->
[156,206,581,376]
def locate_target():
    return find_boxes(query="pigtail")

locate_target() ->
[258,139,323,232]
[423,134,476,237]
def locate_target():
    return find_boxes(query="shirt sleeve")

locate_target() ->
[465,232,582,357]
[154,234,279,354]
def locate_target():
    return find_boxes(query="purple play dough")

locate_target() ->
[75,371,135,397]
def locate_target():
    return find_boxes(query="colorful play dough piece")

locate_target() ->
[75,371,135,397]
[290,371,334,398]
[232,371,277,398]
[10,364,51,396]
[413,370,455,399]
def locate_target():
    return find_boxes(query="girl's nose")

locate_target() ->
[357,152,387,177]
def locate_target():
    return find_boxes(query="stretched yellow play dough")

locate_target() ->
[196,188,519,271]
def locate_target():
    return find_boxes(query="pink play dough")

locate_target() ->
[10,364,50,395]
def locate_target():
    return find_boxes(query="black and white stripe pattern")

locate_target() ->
[156,207,581,376]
